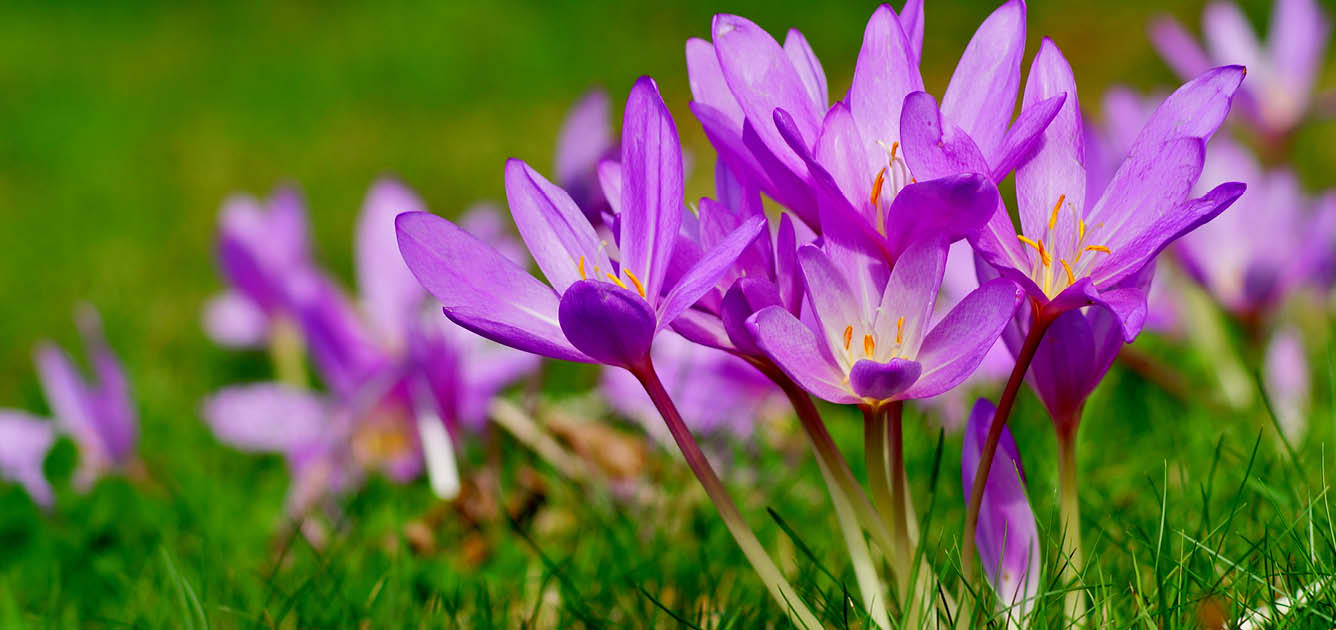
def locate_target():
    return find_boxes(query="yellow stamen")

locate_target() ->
[605,273,627,289]
[578,255,587,280]
[624,269,646,297]
[1078,219,1086,241]
[895,316,905,345]
[1017,234,1043,253]
[1060,259,1075,285]
[1084,245,1111,255]
[843,325,853,351]
[870,167,887,208]
[890,141,899,162]
[1049,194,1066,231]
[863,334,875,358]
[1037,240,1050,267]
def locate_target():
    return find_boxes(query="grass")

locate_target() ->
[1,0,1335,627]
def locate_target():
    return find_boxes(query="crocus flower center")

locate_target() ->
[1015,195,1113,298]
[839,315,908,374]
[577,253,646,298]
[869,140,915,237]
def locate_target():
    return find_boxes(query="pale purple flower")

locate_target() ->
[203,187,314,347]
[601,331,785,444]
[1151,0,1330,138]
[206,180,538,511]
[0,412,55,507]
[747,231,1023,406]
[961,398,1040,624]
[1263,326,1310,441]
[1177,138,1336,317]
[396,77,764,372]
[909,38,1246,341]
[0,306,136,504]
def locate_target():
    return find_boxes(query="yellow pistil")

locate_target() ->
[605,273,627,289]
[895,316,905,345]
[1060,259,1075,285]
[1049,194,1066,230]
[624,269,646,297]
[863,334,875,358]
[843,325,853,351]
[870,167,887,209]
[578,255,587,280]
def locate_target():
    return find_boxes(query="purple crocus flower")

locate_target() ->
[1176,138,1336,320]
[0,306,137,505]
[1019,303,1124,440]
[206,180,538,510]
[556,88,618,226]
[690,1,1059,235]
[747,234,1022,407]
[601,331,785,444]
[961,398,1040,624]
[907,38,1247,342]
[395,77,764,372]
[1151,0,1330,139]
[203,187,314,348]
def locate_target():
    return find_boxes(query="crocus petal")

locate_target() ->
[356,178,428,350]
[883,173,999,261]
[620,76,685,302]
[783,29,828,108]
[721,277,785,356]
[202,291,269,348]
[558,280,657,369]
[775,213,805,313]
[203,384,328,454]
[961,398,1041,621]
[798,245,870,358]
[505,159,609,293]
[0,411,55,507]
[1270,0,1329,104]
[850,358,922,400]
[1087,138,1207,262]
[1264,326,1310,442]
[658,216,767,329]
[903,278,1022,400]
[1125,65,1245,161]
[848,4,923,168]
[989,93,1066,183]
[1149,15,1213,81]
[34,343,97,454]
[284,269,388,399]
[1202,3,1266,76]
[75,307,135,463]
[900,0,925,61]
[686,38,744,124]
[874,239,948,357]
[748,306,860,404]
[597,158,623,217]
[713,14,823,174]
[900,91,992,180]
[1027,309,1097,422]
[556,88,613,185]
[1016,39,1085,248]
[395,212,589,362]
[941,0,1026,160]
[670,307,735,351]
[216,188,311,314]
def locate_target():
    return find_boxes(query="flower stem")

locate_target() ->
[1057,422,1086,625]
[960,306,1053,586]
[885,401,924,623]
[633,362,822,629]
[816,447,892,628]
[864,407,902,571]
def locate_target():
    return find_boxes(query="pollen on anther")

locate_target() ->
[578,255,587,280]
[863,334,875,358]
[889,141,899,162]
[624,269,646,297]
[895,316,905,345]
[1084,245,1111,255]
[605,272,628,290]
[1060,259,1075,285]
[842,325,853,351]
[1049,194,1066,231]
[870,167,887,208]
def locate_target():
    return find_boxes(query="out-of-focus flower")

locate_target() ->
[748,230,1022,407]
[911,38,1245,341]
[0,412,55,507]
[203,187,314,348]
[206,181,538,512]
[690,1,1059,235]
[602,331,785,444]
[1151,0,1330,138]
[1263,326,1310,441]
[0,306,136,505]
[961,398,1040,625]
[1177,138,1336,319]
[556,89,617,226]
[396,77,763,372]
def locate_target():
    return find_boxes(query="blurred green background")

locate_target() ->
[1,0,1335,625]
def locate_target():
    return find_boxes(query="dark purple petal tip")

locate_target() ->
[849,357,922,401]
[558,280,658,369]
